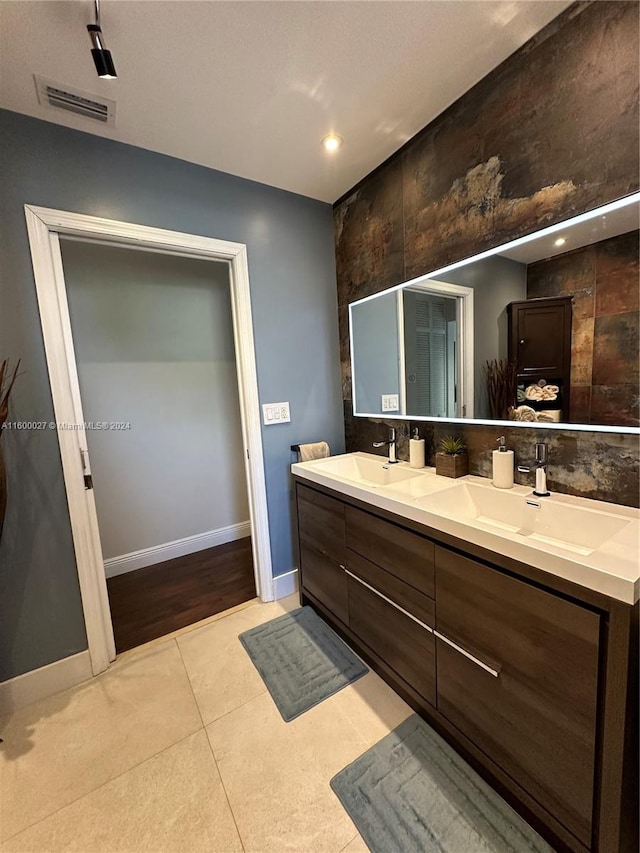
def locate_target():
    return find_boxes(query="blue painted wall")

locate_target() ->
[0,109,344,681]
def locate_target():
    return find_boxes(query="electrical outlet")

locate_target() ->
[381,394,399,412]
[262,402,291,425]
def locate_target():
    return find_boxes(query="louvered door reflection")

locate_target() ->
[404,291,457,417]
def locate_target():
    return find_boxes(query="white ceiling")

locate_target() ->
[0,0,573,203]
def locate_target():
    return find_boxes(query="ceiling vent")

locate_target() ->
[34,75,116,127]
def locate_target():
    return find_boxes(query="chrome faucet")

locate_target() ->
[373,426,398,464]
[517,442,550,497]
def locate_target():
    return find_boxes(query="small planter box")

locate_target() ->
[435,451,469,478]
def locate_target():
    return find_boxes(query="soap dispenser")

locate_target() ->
[409,428,425,469]
[492,436,514,489]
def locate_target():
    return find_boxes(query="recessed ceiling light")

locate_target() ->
[554,237,567,247]
[321,134,343,153]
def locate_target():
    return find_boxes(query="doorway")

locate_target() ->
[60,239,257,653]
[402,290,459,418]
[25,206,274,675]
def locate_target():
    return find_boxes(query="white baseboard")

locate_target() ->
[0,651,92,715]
[104,521,252,578]
[273,568,299,599]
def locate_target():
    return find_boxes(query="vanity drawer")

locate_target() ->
[435,545,600,847]
[299,544,349,627]
[346,549,435,628]
[297,484,346,566]
[345,505,435,599]
[348,573,436,706]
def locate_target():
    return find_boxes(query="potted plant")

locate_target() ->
[436,434,468,478]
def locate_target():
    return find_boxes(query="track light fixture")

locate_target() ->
[87,0,117,79]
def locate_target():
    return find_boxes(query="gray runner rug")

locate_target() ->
[331,714,555,853]
[239,606,368,721]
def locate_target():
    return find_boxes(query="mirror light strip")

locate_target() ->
[349,191,640,434]
[351,410,640,434]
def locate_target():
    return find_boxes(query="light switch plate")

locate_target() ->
[262,401,291,425]
[381,394,399,412]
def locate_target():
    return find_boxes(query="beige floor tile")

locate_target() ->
[177,595,300,725]
[272,593,300,613]
[326,670,413,748]
[1,731,242,853]
[0,642,202,840]
[340,835,369,853]
[207,690,370,853]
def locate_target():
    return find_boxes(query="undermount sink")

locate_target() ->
[416,483,632,556]
[311,452,424,487]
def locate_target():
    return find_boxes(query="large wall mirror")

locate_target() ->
[349,193,640,433]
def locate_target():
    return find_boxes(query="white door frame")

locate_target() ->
[24,205,274,676]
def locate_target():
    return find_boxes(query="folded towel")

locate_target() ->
[524,383,559,402]
[536,409,562,423]
[299,441,330,462]
[511,405,537,422]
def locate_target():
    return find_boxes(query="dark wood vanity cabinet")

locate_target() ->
[296,484,349,626]
[294,478,638,853]
[347,569,436,706]
[345,510,437,706]
[345,505,435,598]
[435,545,600,848]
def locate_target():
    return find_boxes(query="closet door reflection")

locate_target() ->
[403,290,458,418]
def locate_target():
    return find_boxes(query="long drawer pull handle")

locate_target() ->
[344,568,433,634]
[434,630,500,678]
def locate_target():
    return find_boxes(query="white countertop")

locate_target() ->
[292,452,640,605]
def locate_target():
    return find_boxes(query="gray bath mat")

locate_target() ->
[239,606,368,721]
[331,714,555,853]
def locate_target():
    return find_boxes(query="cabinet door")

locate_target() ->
[297,484,346,565]
[346,506,435,599]
[297,485,348,625]
[510,301,570,375]
[348,575,436,706]
[299,544,349,626]
[435,546,600,847]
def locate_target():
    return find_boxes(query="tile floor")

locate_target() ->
[0,595,412,852]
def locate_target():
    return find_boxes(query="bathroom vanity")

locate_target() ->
[292,453,639,853]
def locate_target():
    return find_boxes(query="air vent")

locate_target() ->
[34,75,116,127]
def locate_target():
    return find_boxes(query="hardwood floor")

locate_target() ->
[107,537,256,653]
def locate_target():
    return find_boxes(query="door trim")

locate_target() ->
[24,205,274,676]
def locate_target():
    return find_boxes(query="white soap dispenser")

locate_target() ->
[409,428,425,469]
[492,436,514,489]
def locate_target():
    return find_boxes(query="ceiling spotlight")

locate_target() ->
[321,134,343,153]
[87,0,117,79]
[554,237,567,247]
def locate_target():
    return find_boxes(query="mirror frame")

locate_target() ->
[349,191,640,434]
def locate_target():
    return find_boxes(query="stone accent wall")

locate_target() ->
[335,1,640,507]
[348,407,640,508]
